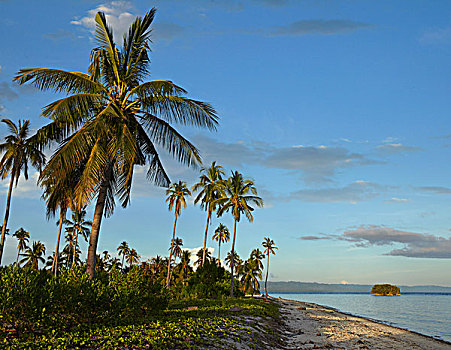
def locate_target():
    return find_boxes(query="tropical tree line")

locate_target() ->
[0,7,278,297]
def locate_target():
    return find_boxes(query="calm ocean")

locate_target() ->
[272,293,451,342]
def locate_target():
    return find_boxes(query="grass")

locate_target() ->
[2,297,281,349]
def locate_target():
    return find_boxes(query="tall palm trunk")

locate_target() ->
[52,208,66,276]
[202,207,212,266]
[86,174,110,280]
[121,255,125,270]
[0,174,15,265]
[166,213,178,288]
[230,218,237,297]
[217,240,221,266]
[265,253,270,297]
[72,230,79,268]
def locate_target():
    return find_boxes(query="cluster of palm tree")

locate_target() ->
[0,8,218,279]
[0,8,280,298]
[164,161,265,296]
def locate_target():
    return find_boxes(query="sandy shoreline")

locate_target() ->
[271,296,451,349]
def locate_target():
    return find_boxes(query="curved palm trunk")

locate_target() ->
[166,213,178,288]
[202,208,212,266]
[230,218,237,297]
[86,174,110,280]
[52,208,66,276]
[265,253,270,297]
[0,175,15,265]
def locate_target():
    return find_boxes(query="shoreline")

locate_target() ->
[270,296,451,349]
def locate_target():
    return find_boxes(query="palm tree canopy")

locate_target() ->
[64,208,92,241]
[192,161,224,211]
[13,227,30,252]
[0,119,46,184]
[117,241,130,256]
[262,237,278,255]
[165,180,191,216]
[215,171,263,223]
[15,8,218,215]
[125,248,140,265]
[212,223,230,243]
[20,241,46,269]
[250,248,265,270]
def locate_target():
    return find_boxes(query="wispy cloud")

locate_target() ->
[287,180,385,203]
[416,186,451,195]
[419,27,451,45]
[300,225,451,259]
[0,81,19,112]
[269,19,372,37]
[385,197,409,203]
[377,143,423,155]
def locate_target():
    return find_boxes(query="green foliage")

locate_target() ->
[0,266,169,332]
[187,260,243,298]
[371,284,400,295]
[2,297,280,349]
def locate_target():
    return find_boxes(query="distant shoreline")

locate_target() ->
[271,296,451,349]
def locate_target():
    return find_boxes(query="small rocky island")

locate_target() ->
[371,284,401,296]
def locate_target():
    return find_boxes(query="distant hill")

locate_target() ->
[261,281,451,294]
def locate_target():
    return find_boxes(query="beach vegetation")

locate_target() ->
[371,284,400,296]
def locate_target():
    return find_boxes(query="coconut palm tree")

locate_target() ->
[0,119,45,264]
[262,237,278,297]
[64,208,92,267]
[117,241,130,269]
[175,250,192,285]
[12,227,30,265]
[125,248,140,267]
[240,259,262,296]
[212,223,229,265]
[165,180,191,287]
[250,248,265,271]
[192,161,224,266]
[195,247,212,267]
[15,8,218,279]
[215,171,263,296]
[19,241,46,269]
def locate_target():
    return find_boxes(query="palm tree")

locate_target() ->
[0,119,45,264]
[262,237,278,297]
[215,171,263,296]
[192,161,224,266]
[175,250,192,285]
[12,228,30,265]
[240,259,262,295]
[165,180,191,287]
[250,248,264,271]
[195,248,211,267]
[212,223,229,265]
[172,237,183,262]
[64,208,92,267]
[19,241,46,269]
[117,241,130,269]
[125,248,140,267]
[15,9,218,279]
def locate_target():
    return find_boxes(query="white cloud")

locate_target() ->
[71,1,136,41]
[377,143,423,155]
[0,171,41,199]
[385,197,409,203]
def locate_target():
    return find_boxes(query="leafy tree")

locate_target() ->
[12,228,30,265]
[262,237,277,297]
[117,241,130,269]
[15,8,218,279]
[0,119,45,264]
[212,223,229,266]
[192,161,224,266]
[215,171,263,296]
[19,241,46,269]
[165,180,191,287]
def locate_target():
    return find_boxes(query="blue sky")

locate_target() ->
[0,0,450,286]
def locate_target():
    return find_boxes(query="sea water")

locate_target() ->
[272,293,451,342]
